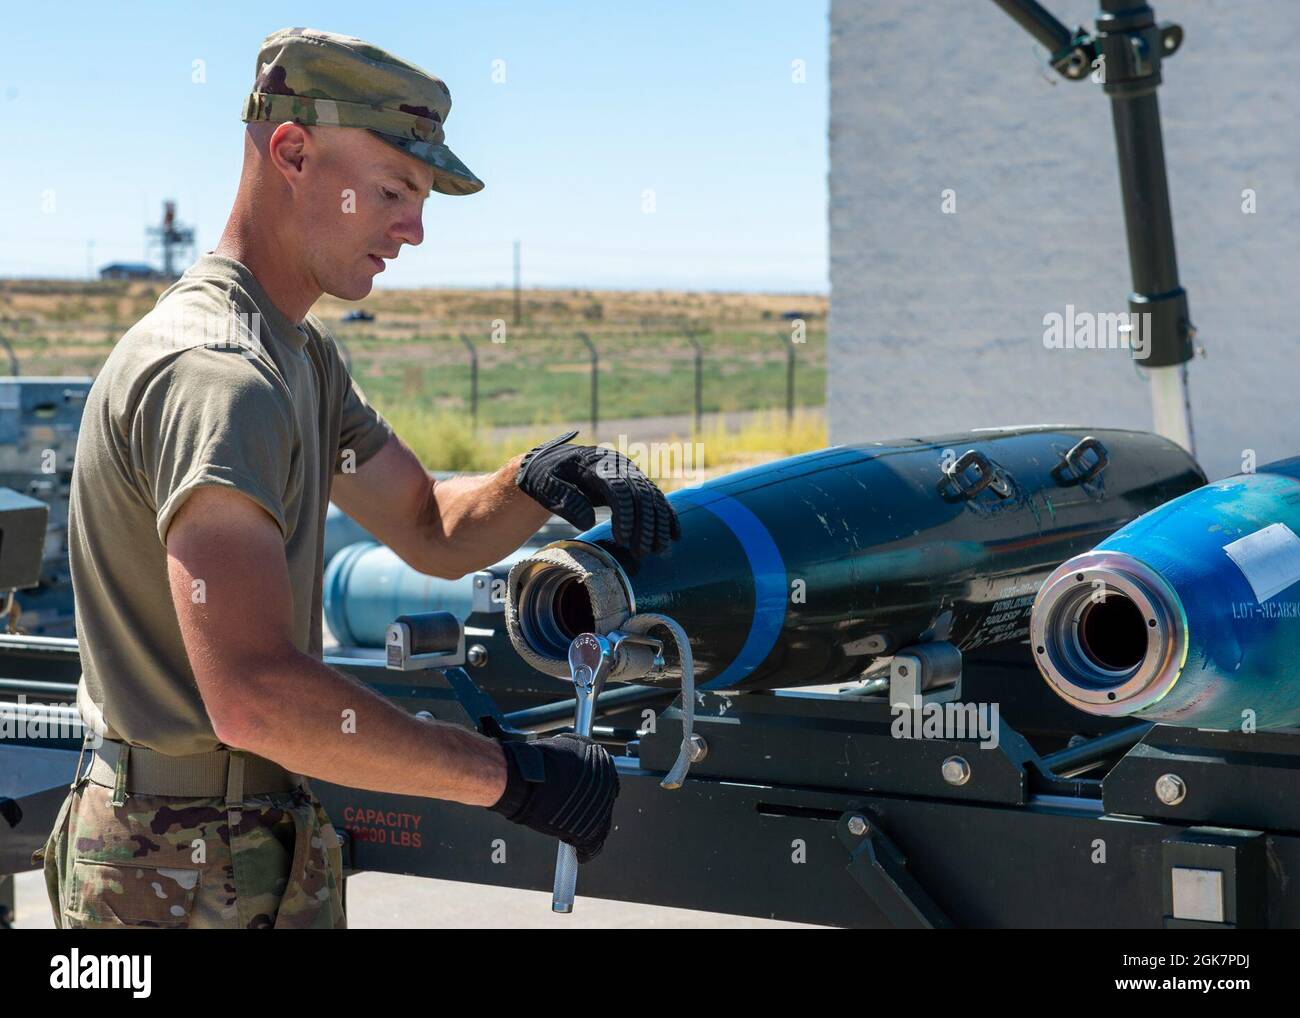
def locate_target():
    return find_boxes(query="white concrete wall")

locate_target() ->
[828,0,1300,480]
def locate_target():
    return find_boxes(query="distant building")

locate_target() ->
[99,262,163,281]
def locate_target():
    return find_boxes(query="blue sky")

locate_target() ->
[0,1,829,292]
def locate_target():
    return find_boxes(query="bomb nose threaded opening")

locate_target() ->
[1043,580,1147,691]
[552,576,596,646]
[1030,551,1186,717]
[518,568,596,660]
[506,541,635,678]
[1076,593,1147,673]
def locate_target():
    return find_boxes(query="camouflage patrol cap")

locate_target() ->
[241,27,483,196]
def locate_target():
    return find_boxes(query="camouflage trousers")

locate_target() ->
[38,773,346,929]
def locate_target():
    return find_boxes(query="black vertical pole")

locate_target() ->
[1095,0,1192,369]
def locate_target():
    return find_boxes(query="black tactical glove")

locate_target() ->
[515,430,682,558]
[489,734,620,863]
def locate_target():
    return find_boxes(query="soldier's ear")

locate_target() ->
[267,122,309,179]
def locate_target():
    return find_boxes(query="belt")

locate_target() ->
[82,739,300,818]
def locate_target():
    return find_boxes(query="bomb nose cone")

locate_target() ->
[1030,551,1187,716]
[1031,462,1300,730]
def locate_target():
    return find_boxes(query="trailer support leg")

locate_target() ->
[838,812,953,929]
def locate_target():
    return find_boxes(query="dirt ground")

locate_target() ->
[11,868,819,929]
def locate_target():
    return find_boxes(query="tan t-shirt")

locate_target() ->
[69,253,392,755]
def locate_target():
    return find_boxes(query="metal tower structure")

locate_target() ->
[145,200,197,278]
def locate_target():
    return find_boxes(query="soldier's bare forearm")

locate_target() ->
[419,452,551,576]
[216,648,507,807]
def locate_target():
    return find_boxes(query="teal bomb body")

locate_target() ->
[1032,458,1300,729]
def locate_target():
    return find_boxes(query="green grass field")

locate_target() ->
[0,278,829,474]
[344,327,825,428]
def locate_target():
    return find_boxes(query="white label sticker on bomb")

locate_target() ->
[1223,522,1300,603]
